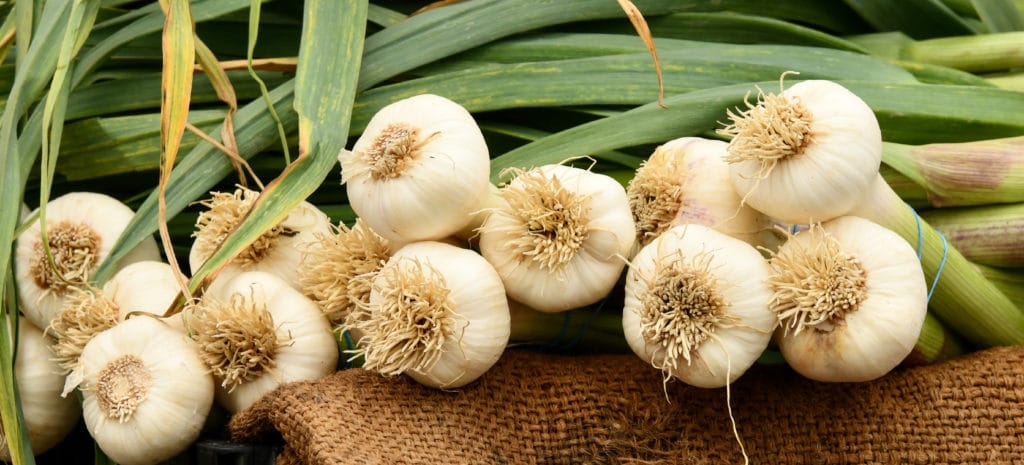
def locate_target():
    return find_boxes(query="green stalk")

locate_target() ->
[882,137,1024,207]
[850,30,1024,72]
[508,302,630,353]
[986,71,1024,92]
[904,312,967,365]
[921,202,1024,267]
[849,175,1024,346]
[1,278,33,465]
[880,164,929,208]
[974,263,1024,309]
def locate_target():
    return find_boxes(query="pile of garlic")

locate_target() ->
[621,76,928,387]
[4,83,933,463]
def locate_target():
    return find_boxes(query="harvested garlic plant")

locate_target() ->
[627,137,770,251]
[623,224,776,388]
[340,94,491,244]
[479,164,635,312]
[0,318,81,460]
[352,241,510,389]
[14,192,161,330]
[49,261,185,374]
[298,218,391,327]
[768,216,927,382]
[66,317,213,465]
[189,270,338,412]
[718,76,882,224]
[189,187,332,291]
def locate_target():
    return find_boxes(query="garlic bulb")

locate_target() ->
[339,94,490,244]
[352,241,510,389]
[189,187,332,291]
[767,216,927,382]
[623,224,776,388]
[627,137,771,251]
[189,270,338,412]
[0,318,81,460]
[14,192,161,330]
[298,218,391,327]
[67,317,213,465]
[49,261,184,374]
[718,77,882,224]
[479,164,635,312]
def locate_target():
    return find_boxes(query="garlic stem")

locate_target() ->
[849,175,1024,346]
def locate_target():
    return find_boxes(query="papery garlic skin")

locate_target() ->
[628,137,770,252]
[189,190,333,292]
[340,94,490,244]
[770,216,927,382]
[623,224,775,388]
[479,165,635,312]
[71,317,213,465]
[198,271,338,413]
[724,79,882,224]
[104,260,185,331]
[14,192,161,330]
[358,241,510,389]
[0,318,81,460]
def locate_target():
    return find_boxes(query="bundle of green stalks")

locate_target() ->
[2,0,1024,463]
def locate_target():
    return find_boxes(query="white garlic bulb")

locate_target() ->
[627,137,771,251]
[768,216,927,382]
[189,187,332,291]
[352,241,510,389]
[719,78,882,224]
[49,261,184,375]
[189,270,338,413]
[67,317,213,465]
[14,192,161,330]
[623,224,776,388]
[0,318,81,460]
[479,164,635,312]
[339,94,490,244]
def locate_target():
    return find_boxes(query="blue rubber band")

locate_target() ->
[906,203,947,302]
[791,223,800,235]
[929,232,949,302]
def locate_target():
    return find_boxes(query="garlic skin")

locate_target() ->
[14,192,161,330]
[69,317,213,465]
[628,137,770,251]
[623,224,775,388]
[769,216,927,382]
[0,318,81,460]
[721,79,882,224]
[479,165,635,312]
[106,261,186,330]
[189,188,333,291]
[340,94,490,244]
[194,271,338,413]
[355,241,510,389]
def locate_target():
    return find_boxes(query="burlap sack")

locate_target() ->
[229,346,1024,465]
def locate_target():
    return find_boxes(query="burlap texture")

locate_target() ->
[229,346,1024,465]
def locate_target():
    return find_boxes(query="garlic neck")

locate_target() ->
[96,355,151,423]
[640,253,734,368]
[504,171,590,270]
[769,227,868,334]
[30,220,101,292]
